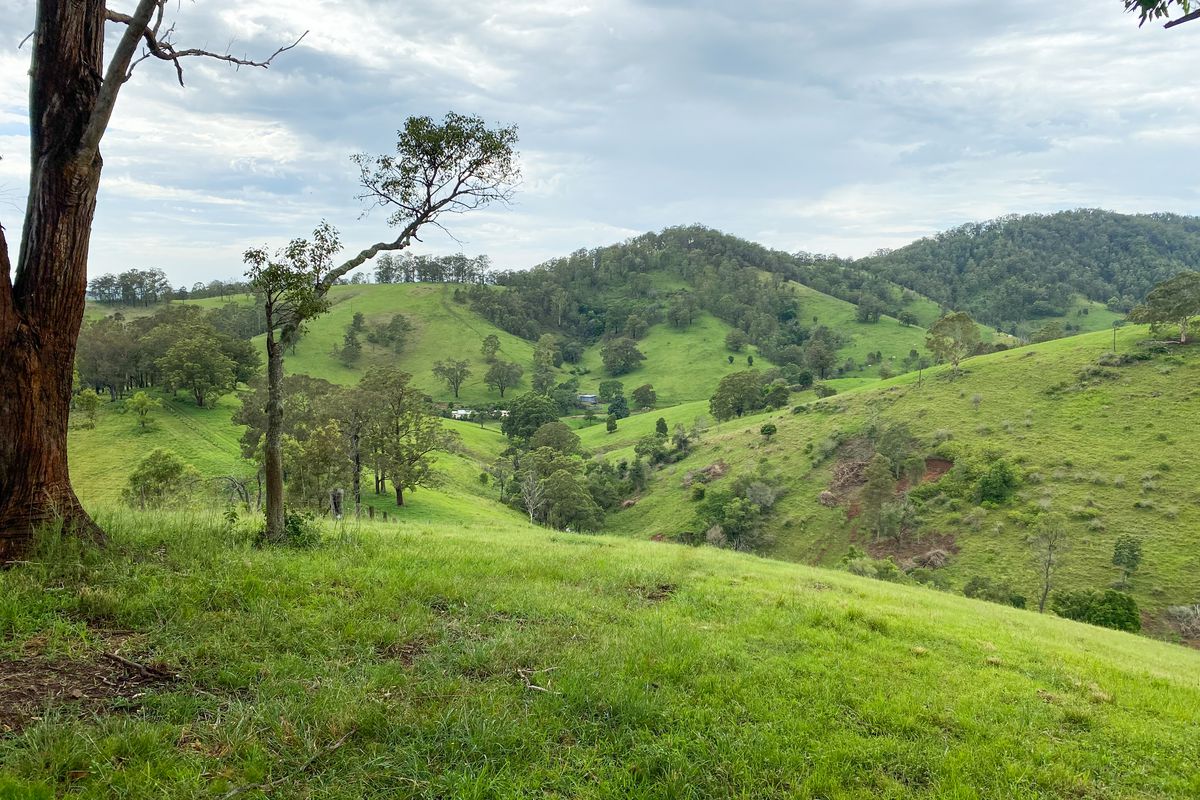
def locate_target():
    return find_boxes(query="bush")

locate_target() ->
[759,423,777,441]
[256,509,321,549]
[813,384,838,399]
[1051,589,1140,632]
[977,459,1017,504]
[963,575,1026,608]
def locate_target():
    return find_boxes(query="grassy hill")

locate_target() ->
[2,508,1198,797]
[176,280,958,401]
[67,388,515,527]
[607,325,1200,633]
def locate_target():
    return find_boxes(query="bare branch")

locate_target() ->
[105,5,308,86]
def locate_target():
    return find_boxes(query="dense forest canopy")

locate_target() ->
[855,210,1200,331]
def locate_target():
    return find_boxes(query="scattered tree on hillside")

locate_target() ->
[667,291,698,328]
[122,448,200,510]
[532,334,560,393]
[725,329,749,352]
[157,337,238,408]
[74,389,103,430]
[1127,271,1200,343]
[925,311,980,377]
[360,367,452,507]
[601,338,646,376]
[245,113,519,541]
[656,417,669,436]
[763,382,790,409]
[608,394,630,420]
[1032,513,1069,613]
[599,380,624,403]
[855,294,885,323]
[366,313,413,353]
[502,393,561,442]
[432,360,472,399]
[0,2,301,554]
[485,360,523,398]
[481,334,501,361]
[529,421,581,455]
[321,383,373,516]
[1112,535,1143,587]
[709,371,765,421]
[760,423,777,441]
[897,311,919,327]
[860,453,897,539]
[338,326,362,365]
[1051,589,1140,632]
[804,339,837,380]
[631,384,657,409]
[124,391,162,430]
[606,415,618,434]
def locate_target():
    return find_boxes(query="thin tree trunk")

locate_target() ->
[395,483,404,506]
[0,0,107,559]
[264,330,286,540]
[350,432,361,516]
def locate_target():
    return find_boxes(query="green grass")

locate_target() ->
[610,325,1200,630]
[576,312,773,406]
[1015,296,1124,340]
[68,391,248,507]
[2,509,1198,798]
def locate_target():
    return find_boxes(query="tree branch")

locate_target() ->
[81,2,307,162]
[77,0,160,162]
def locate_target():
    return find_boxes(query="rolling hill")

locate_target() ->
[607,324,1200,635]
[2,508,1198,797]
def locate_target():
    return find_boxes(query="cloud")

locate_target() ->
[2,0,1199,280]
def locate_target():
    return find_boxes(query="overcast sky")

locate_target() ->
[1,1,1198,285]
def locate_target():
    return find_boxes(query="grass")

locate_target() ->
[575,312,772,406]
[2,508,1198,798]
[609,324,1200,630]
[68,391,247,507]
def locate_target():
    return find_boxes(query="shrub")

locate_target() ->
[1051,589,1140,632]
[691,485,706,501]
[813,384,838,398]
[962,575,1026,608]
[977,459,1017,504]
[759,423,777,441]
[257,509,321,549]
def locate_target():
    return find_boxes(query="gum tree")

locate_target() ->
[0,0,301,559]
[245,114,519,541]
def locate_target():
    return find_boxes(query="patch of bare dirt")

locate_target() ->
[865,531,960,563]
[681,461,728,487]
[376,636,433,666]
[897,457,954,492]
[1,641,176,735]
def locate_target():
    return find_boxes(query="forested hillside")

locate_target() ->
[855,210,1200,335]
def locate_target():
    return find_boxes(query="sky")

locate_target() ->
[1,0,1199,286]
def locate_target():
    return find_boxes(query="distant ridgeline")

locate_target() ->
[87,211,1200,340]
[855,210,1200,333]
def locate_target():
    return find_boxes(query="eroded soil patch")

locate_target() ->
[1,647,175,734]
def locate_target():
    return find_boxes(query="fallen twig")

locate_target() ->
[100,651,176,680]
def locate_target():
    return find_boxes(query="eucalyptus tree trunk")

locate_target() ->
[0,0,108,559]
[263,329,286,541]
